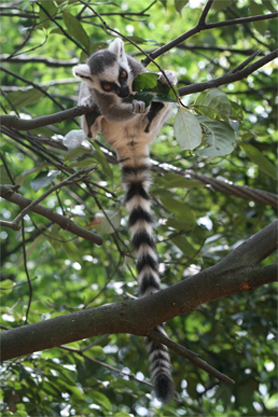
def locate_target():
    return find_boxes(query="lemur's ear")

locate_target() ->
[108,38,125,58]
[72,64,91,80]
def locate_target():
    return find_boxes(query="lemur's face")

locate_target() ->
[73,48,131,98]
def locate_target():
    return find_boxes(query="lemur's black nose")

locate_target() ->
[118,86,130,98]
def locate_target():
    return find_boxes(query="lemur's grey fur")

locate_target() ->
[73,38,177,403]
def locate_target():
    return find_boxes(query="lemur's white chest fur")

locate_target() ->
[73,38,177,403]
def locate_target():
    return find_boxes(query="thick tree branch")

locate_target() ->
[142,9,278,66]
[1,221,276,362]
[178,48,278,96]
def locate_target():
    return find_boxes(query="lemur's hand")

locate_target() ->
[131,100,147,114]
[158,70,178,86]
[80,96,95,108]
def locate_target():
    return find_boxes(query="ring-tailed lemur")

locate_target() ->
[73,38,177,403]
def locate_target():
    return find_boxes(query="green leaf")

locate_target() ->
[0,279,14,296]
[264,2,276,13]
[63,11,90,51]
[159,197,196,225]
[132,72,159,92]
[92,142,113,179]
[86,346,105,358]
[62,240,83,264]
[158,173,203,189]
[68,158,94,169]
[30,170,60,192]
[165,218,194,232]
[212,0,233,11]
[174,0,189,15]
[91,390,111,410]
[174,107,202,151]
[239,143,277,179]
[64,146,91,163]
[17,235,45,268]
[196,116,236,156]
[4,89,44,111]
[170,234,196,257]
[158,0,167,9]
[92,209,122,234]
[249,1,268,36]
[15,163,50,185]
[39,1,58,29]
[194,88,231,121]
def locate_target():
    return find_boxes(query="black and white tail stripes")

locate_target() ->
[122,164,173,403]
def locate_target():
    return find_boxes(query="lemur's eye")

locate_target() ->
[120,70,127,78]
[103,83,111,91]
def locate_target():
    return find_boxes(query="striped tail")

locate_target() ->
[122,165,173,403]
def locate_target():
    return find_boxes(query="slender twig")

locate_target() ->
[12,168,96,227]
[0,151,15,185]
[148,329,235,385]
[228,49,262,74]
[0,67,65,111]
[38,4,89,56]
[60,344,153,387]
[22,221,33,325]
[142,10,278,65]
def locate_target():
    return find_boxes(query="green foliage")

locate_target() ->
[0,0,277,416]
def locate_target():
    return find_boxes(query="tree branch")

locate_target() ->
[0,184,103,246]
[1,221,276,362]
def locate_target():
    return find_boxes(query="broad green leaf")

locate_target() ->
[165,218,194,232]
[264,2,276,12]
[111,379,139,392]
[170,234,196,257]
[0,279,14,296]
[114,413,134,417]
[239,143,277,179]
[39,1,58,29]
[64,146,91,163]
[174,107,202,151]
[158,173,203,189]
[86,346,105,358]
[159,0,167,9]
[30,170,60,192]
[196,116,236,156]
[91,209,122,234]
[15,163,50,185]
[4,89,44,111]
[17,235,44,268]
[212,0,233,11]
[68,158,94,169]
[249,2,268,36]
[62,240,83,264]
[174,0,189,14]
[194,88,231,121]
[0,164,12,185]
[91,390,111,410]
[133,72,159,92]
[159,197,196,225]
[92,142,113,179]
[63,11,90,51]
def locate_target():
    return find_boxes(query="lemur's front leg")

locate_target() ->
[80,96,102,139]
[144,70,177,134]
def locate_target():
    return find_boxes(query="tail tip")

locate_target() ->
[154,375,174,403]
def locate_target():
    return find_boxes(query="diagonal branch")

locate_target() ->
[0,184,103,246]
